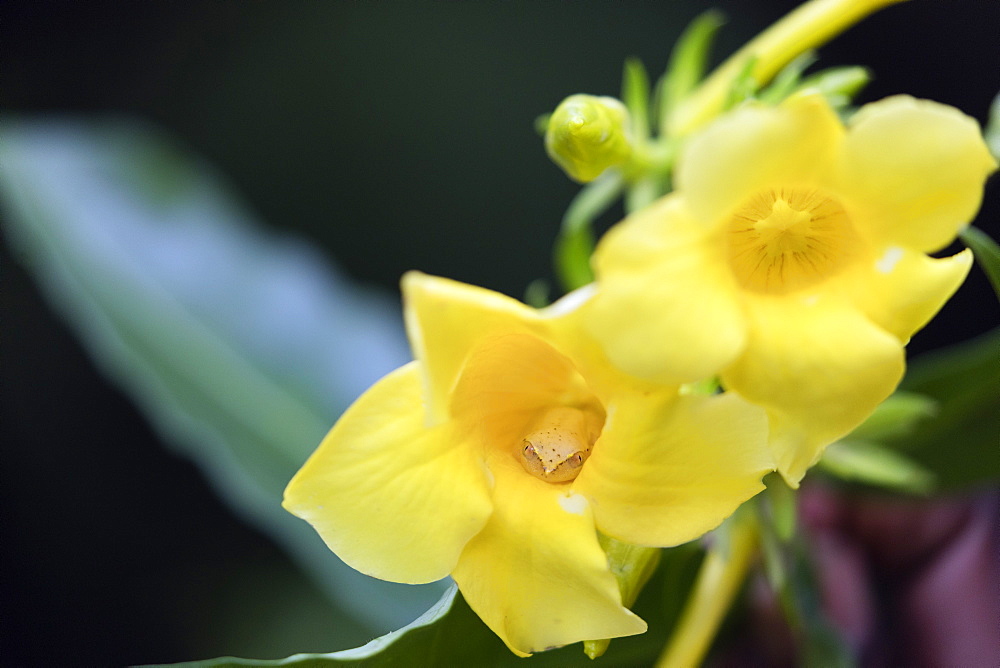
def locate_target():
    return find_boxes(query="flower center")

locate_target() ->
[519,405,601,483]
[727,187,857,294]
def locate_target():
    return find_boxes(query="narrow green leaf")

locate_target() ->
[659,10,726,131]
[0,118,444,632]
[795,65,871,108]
[781,551,857,666]
[622,57,651,141]
[960,225,1000,300]
[721,56,760,111]
[984,90,1000,161]
[757,51,818,104]
[847,391,939,441]
[554,171,624,292]
[819,440,935,495]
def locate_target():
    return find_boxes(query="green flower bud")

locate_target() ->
[545,94,633,182]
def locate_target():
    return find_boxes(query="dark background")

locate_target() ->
[2,1,998,665]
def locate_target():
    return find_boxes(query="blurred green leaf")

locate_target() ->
[819,440,935,495]
[622,57,651,141]
[168,546,707,668]
[164,585,486,668]
[984,90,1000,161]
[847,391,939,442]
[757,51,817,104]
[721,56,760,111]
[795,65,870,109]
[886,327,1000,489]
[658,10,725,132]
[0,118,445,635]
[960,225,1000,300]
[754,500,855,668]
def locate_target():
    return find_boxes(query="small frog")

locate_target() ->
[519,406,600,483]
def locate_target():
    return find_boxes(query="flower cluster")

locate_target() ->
[283,0,995,658]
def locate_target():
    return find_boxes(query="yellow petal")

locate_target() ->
[574,392,772,547]
[402,272,546,424]
[846,247,974,341]
[452,453,646,656]
[283,363,493,584]
[721,296,904,483]
[677,94,844,225]
[449,331,602,461]
[588,195,747,384]
[837,95,998,253]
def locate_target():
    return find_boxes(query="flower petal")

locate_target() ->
[589,195,747,384]
[452,453,646,656]
[721,296,905,483]
[283,362,493,584]
[402,272,545,423]
[848,247,974,341]
[574,392,772,547]
[838,95,997,253]
[449,331,601,456]
[677,94,844,224]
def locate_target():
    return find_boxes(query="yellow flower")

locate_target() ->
[586,93,997,483]
[283,272,772,656]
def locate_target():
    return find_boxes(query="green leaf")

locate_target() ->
[960,225,1000,300]
[160,585,488,668]
[847,391,939,442]
[168,546,705,667]
[721,56,760,111]
[622,57,651,141]
[753,500,855,668]
[795,65,871,109]
[984,90,1000,161]
[819,440,935,495]
[886,327,1000,489]
[757,51,817,105]
[658,10,726,132]
[0,118,445,633]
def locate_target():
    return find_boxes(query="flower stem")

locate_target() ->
[668,0,908,136]
[655,513,758,668]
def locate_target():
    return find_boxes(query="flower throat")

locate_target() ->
[726,187,858,294]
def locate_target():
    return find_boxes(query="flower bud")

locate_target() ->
[545,94,633,182]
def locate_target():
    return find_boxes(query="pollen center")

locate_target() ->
[727,187,857,294]
[519,405,601,483]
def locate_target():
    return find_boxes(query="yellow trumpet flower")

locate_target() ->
[586,93,996,482]
[284,272,772,655]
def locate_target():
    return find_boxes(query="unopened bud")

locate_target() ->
[545,94,633,182]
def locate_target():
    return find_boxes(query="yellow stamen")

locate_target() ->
[727,186,858,294]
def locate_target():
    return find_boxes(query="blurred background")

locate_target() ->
[2,1,998,665]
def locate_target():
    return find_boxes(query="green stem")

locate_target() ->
[554,172,624,292]
[655,513,757,668]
